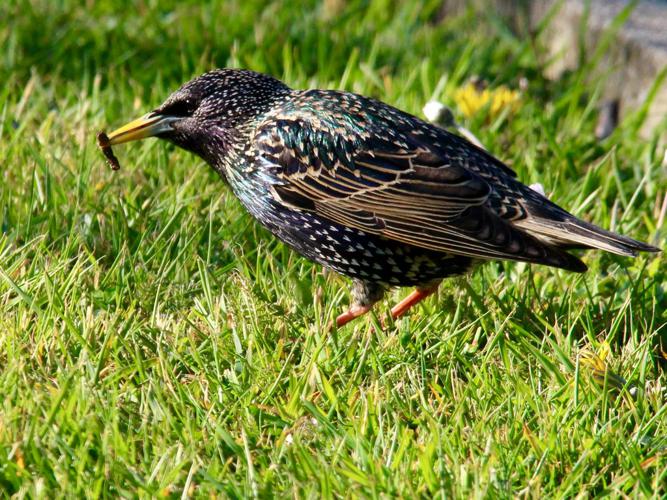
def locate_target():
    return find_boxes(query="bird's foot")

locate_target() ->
[333,304,373,329]
[389,283,440,321]
[330,280,386,330]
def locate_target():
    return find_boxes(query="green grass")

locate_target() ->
[1,0,665,496]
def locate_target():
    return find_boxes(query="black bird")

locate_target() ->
[104,69,659,327]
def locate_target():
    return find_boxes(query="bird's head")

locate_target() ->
[105,69,291,165]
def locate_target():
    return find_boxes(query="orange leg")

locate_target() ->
[335,304,373,328]
[390,284,440,320]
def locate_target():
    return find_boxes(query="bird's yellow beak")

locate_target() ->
[107,112,181,145]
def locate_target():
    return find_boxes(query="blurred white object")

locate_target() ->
[423,100,452,125]
[423,99,486,150]
[529,183,545,196]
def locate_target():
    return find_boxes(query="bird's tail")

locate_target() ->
[515,203,660,258]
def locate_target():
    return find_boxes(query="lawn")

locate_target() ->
[0,0,665,497]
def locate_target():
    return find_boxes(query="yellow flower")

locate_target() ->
[454,82,520,119]
[579,342,630,392]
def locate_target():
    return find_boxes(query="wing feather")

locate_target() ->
[254,102,586,271]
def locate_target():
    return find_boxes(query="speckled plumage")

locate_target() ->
[108,69,659,326]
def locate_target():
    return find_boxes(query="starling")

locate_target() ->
[103,69,659,327]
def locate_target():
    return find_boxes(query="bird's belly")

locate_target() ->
[256,204,473,286]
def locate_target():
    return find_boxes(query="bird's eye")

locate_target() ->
[162,98,199,117]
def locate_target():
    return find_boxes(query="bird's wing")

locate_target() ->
[254,113,584,269]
